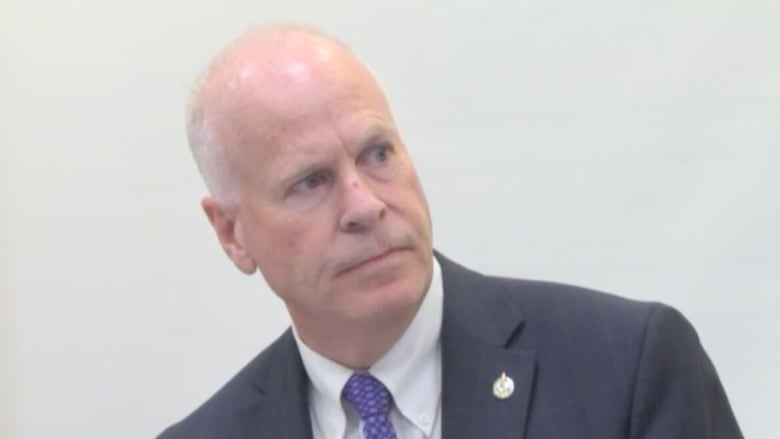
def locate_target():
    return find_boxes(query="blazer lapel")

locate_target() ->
[439,254,536,439]
[238,331,314,439]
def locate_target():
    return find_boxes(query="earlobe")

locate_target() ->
[201,196,258,275]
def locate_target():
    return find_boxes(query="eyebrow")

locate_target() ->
[355,124,394,149]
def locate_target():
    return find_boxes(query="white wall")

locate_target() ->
[2,1,778,437]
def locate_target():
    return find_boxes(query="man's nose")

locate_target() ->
[339,175,387,233]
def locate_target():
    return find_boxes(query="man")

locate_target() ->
[160,25,742,438]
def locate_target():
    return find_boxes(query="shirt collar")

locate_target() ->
[293,256,443,438]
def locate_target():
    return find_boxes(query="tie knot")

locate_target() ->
[342,372,392,420]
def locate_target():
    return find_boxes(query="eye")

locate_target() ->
[292,170,330,193]
[363,143,393,165]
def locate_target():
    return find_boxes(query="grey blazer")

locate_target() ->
[159,253,742,438]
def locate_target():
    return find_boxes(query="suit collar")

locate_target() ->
[437,252,525,346]
[238,330,314,439]
[438,252,536,439]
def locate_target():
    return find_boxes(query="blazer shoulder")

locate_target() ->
[497,275,660,318]
[438,252,664,346]
[494,274,673,344]
[157,329,299,439]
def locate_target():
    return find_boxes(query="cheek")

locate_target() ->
[245,216,301,276]
[261,216,331,277]
[403,179,431,225]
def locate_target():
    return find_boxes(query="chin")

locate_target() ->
[347,272,429,323]
[331,249,432,319]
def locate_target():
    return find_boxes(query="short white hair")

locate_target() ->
[186,99,237,204]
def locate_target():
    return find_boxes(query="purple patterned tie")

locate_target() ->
[342,372,398,439]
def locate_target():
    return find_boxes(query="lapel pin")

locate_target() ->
[492,371,515,399]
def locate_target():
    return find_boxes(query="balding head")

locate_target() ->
[187,25,386,205]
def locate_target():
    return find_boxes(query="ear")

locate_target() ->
[201,196,258,275]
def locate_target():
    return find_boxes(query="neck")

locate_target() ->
[291,306,419,369]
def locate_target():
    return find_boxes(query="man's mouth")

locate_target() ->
[339,248,401,275]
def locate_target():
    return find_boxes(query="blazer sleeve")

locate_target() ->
[628,304,743,439]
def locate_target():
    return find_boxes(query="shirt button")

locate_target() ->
[418,414,429,425]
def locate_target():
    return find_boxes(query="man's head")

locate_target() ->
[188,25,433,366]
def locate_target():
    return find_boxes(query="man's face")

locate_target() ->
[211,49,433,333]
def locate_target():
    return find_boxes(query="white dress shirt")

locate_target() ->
[293,257,443,439]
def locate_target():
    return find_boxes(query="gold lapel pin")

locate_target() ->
[492,371,515,399]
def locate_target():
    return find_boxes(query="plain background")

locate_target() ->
[2,1,778,438]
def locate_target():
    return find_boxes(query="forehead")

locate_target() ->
[203,35,397,171]
[236,66,393,159]
[205,34,387,120]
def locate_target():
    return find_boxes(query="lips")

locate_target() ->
[338,248,401,275]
